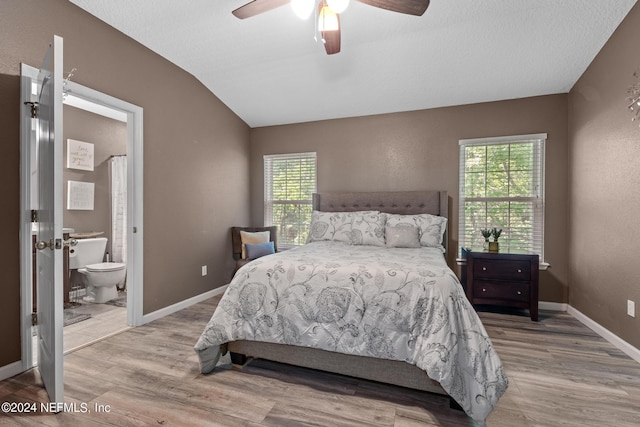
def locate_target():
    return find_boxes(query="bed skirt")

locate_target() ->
[227,340,447,396]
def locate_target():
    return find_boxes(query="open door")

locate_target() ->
[33,35,64,407]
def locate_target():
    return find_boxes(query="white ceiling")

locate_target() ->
[69,0,637,128]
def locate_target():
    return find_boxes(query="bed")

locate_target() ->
[195,191,507,424]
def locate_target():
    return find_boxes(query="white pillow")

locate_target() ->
[386,214,447,251]
[307,211,378,243]
[240,230,270,259]
[350,212,387,246]
[385,225,420,248]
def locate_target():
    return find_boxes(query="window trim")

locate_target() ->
[458,133,548,268]
[264,152,317,249]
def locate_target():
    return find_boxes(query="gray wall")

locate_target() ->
[568,3,640,349]
[250,94,570,305]
[0,0,250,367]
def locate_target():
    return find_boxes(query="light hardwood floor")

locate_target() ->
[1,296,639,426]
[33,301,128,367]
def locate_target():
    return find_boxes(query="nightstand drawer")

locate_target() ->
[473,259,531,280]
[473,281,530,302]
[466,251,539,320]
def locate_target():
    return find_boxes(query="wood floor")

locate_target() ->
[33,297,127,367]
[1,296,639,426]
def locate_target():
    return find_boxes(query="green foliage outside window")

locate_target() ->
[461,141,543,255]
[265,154,316,247]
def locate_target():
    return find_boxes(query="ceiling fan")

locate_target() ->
[232,0,430,55]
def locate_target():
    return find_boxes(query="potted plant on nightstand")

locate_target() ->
[480,228,492,250]
[489,228,502,252]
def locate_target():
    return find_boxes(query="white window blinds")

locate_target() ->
[264,152,317,248]
[458,134,546,260]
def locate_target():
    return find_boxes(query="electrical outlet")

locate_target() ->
[201,265,207,276]
[628,300,635,318]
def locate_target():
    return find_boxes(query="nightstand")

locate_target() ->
[465,250,539,321]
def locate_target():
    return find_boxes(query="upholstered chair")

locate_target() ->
[230,226,278,277]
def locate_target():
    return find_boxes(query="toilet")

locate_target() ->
[69,237,126,303]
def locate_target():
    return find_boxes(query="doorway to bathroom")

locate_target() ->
[57,98,129,355]
[20,62,144,372]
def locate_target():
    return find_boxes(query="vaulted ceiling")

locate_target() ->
[69,0,637,127]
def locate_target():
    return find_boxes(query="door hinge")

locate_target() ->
[31,210,38,223]
[31,313,37,326]
[24,101,39,119]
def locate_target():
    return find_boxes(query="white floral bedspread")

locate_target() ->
[194,241,507,424]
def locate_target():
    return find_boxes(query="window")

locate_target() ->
[458,134,546,261]
[264,152,317,248]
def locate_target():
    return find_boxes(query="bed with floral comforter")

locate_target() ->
[195,241,507,424]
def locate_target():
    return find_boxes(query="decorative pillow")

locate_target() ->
[307,211,333,241]
[386,214,447,251]
[245,241,275,260]
[350,212,387,246]
[417,215,447,248]
[240,230,270,259]
[385,225,421,248]
[307,211,378,243]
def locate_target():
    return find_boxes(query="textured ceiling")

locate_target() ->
[69,0,637,128]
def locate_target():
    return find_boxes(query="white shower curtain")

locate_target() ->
[110,155,127,264]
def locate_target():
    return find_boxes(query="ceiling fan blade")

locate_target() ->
[318,2,341,55]
[322,25,341,55]
[356,0,430,16]
[232,0,290,19]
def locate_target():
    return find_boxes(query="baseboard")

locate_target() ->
[141,285,228,325]
[520,301,639,364]
[539,301,568,311]
[0,361,24,382]
[567,305,640,364]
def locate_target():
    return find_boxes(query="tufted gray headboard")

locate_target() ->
[312,191,448,251]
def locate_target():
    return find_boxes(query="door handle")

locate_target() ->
[35,238,77,251]
[35,239,53,251]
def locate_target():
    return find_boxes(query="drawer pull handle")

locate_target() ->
[482,267,487,271]
[482,288,486,292]
[517,291,522,295]
[517,269,522,273]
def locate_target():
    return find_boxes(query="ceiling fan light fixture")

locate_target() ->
[327,0,349,14]
[318,3,340,32]
[291,0,314,20]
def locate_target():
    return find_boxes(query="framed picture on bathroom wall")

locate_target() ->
[67,139,94,171]
[67,180,94,210]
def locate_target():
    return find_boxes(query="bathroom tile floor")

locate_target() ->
[63,302,128,352]
[32,294,129,366]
